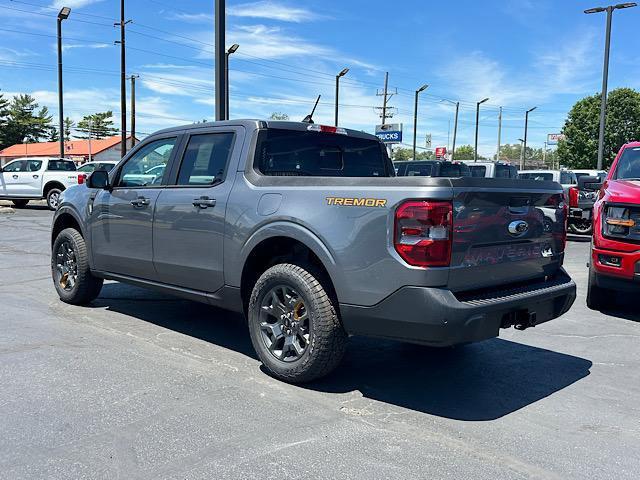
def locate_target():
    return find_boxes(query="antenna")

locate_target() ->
[302,95,321,124]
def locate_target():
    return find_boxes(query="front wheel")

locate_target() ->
[569,218,592,235]
[248,263,347,383]
[52,228,103,305]
[46,188,62,211]
[12,199,29,208]
[586,263,607,310]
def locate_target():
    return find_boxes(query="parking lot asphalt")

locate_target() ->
[1,204,639,480]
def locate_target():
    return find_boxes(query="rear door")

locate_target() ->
[2,160,42,196]
[152,127,240,292]
[90,135,180,279]
[448,179,566,292]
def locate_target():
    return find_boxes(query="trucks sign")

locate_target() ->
[376,123,403,144]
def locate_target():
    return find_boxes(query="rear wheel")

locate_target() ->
[11,199,29,208]
[52,228,103,305]
[46,188,63,211]
[248,263,347,383]
[569,218,592,235]
[586,263,607,310]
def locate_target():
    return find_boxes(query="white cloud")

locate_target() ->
[62,43,111,52]
[50,0,104,9]
[228,1,323,23]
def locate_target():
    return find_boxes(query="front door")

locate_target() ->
[153,129,238,292]
[89,136,179,279]
[1,159,43,196]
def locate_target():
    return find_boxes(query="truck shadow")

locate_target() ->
[94,283,592,422]
[597,295,640,322]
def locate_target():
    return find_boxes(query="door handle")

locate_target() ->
[33,175,39,179]
[130,197,150,207]
[193,196,216,209]
[12,175,18,179]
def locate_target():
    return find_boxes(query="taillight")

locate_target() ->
[568,187,579,208]
[307,124,347,135]
[77,174,85,185]
[394,201,452,267]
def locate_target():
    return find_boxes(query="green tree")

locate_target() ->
[559,87,640,169]
[76,111,118,139]
[0,91,9,148]
[47,126,59,143]
[452,145,484,160]
[64,117,75,141]
[270,112,289,120]
[391,147,434,161]
[0,94,53,148]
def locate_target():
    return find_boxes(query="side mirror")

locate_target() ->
[88,169,110,189]
[578,175,603,192]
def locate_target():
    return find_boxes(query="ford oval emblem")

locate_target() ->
[508,220,529,236]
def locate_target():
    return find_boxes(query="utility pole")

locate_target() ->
[88,117,92,163]
[115,0,131,157]
[543,141,547,167]
[57,7,70,159]
[585,3,637,169]
[215,0,226,121]
[130,75,139,147]
[518,138,525,167]
[496,106,502,161]
[375,72,396,125]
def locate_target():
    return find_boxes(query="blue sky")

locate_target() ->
[0,0,638,157]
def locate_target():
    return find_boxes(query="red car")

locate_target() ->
[587,142,640,309]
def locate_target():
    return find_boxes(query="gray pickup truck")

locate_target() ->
[51,120,576,383]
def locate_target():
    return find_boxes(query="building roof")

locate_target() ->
[0,135,132,157]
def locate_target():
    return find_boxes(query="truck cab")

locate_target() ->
[467,161,518,179]
[394,160,471,177]
[586,143,640,309]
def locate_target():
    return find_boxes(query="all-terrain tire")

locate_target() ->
[248,263,347,383]
[52,228,103,305]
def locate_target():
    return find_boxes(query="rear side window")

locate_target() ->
[47,160,76,171]
[496,164,518,178]
[404,163,433,176]
[257,129,389,177]
[469,165,487,177]
[439,163,471,177]
[519,172,553,181]
[176,133,234,186]
[560,171,576,184]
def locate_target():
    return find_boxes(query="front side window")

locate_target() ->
[614,147,640,180]
[47,160,76,171]
[176,133,234,186]
[257,129,390,177]
[117,137,177,187]
[3,161,26,172]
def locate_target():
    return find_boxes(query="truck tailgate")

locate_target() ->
[447,178,566,292]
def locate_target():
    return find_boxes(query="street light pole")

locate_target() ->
[474,97,489,161]
[225,44,239,120]
[334,68,349,126]
[451,101,459,160]
[215,0,226,121]
[412,84,429,160]
[585,3,637,169]
[56,7,70,159]
[522,106,537,169]
[130,74,139,147]
[518,138,525,166]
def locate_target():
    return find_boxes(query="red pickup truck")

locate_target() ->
[586,142,640,309]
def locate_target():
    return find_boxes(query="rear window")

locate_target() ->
[257,129,390,177]
[404,163,433,176]
[438,162,471,177]
[47,160,76,171]
[469,165,487,177]
[496,164,518,178]
[560,171,576,185]
[519,172,553,181]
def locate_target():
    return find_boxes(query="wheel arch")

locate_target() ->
[237,224,340,316]
[43,181,66,196]
[51,208,86,247]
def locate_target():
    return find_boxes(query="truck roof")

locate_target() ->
[152,119,380,142]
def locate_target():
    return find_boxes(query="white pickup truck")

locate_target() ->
[0,157,82,210]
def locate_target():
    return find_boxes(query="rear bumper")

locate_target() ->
[340,269,576,346]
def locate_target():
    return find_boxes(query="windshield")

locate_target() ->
[496,164,518,178]
[438,162,471,177]
[257,129,391,177]
[614,147,640,180]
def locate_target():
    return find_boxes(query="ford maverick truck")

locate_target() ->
[50,120,576,383]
